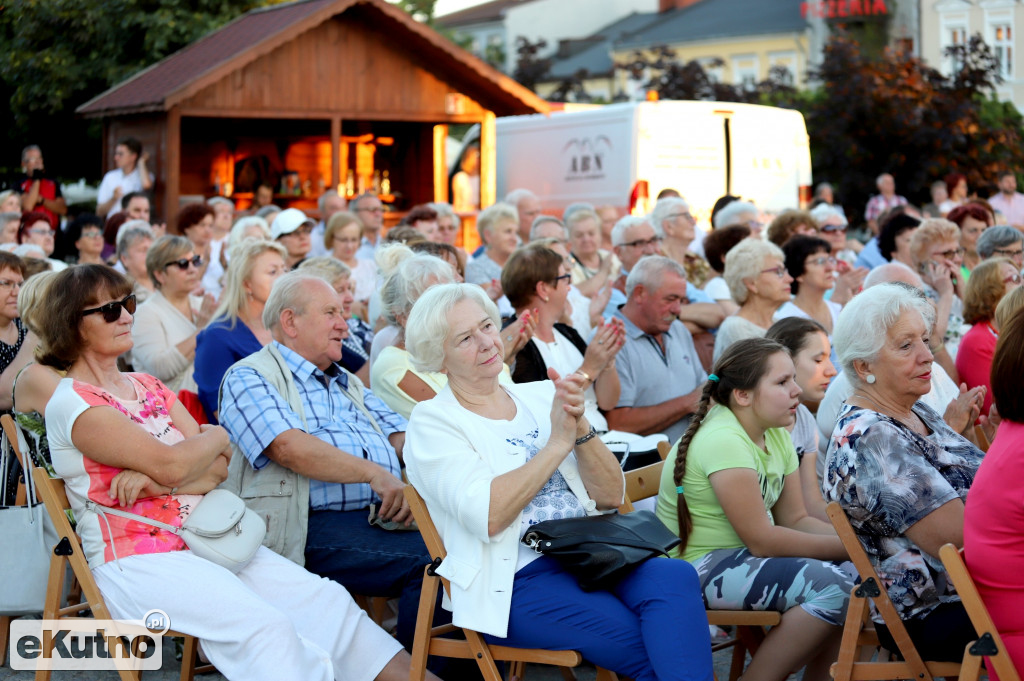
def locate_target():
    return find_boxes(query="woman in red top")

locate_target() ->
[955,258,1019,415]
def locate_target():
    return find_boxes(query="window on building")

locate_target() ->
[731,54,760,91]
[943,23,968,74]
[698,57,724,83]
[992,23,1013,79]
[767,51,797,85]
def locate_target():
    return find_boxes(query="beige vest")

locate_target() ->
[218,343,381,565]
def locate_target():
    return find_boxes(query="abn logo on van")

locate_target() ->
[563,137,611,182]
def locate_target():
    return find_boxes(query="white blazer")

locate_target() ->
[405,381,610,638]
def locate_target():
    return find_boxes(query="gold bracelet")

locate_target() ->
[576,370,592,384]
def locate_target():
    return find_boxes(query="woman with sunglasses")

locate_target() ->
[955,257,1021,417]
[713,239,793,363]
[131,236,216,392]
[500,243,624,433]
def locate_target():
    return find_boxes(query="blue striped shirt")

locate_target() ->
[220,342,406,511]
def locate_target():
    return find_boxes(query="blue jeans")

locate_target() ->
[485,556,714,681]
[304,509,431,651]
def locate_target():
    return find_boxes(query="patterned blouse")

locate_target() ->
[823,401,983,622]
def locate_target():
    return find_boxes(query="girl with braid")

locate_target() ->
[655,337,854,681]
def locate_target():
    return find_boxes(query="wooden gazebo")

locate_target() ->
[77,0,548,230]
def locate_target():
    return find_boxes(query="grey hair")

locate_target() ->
[115,220,154,257]
[724,238,784,304]
[430,202,461,230]
[863,261,924,290]
[529,215,568,242]
[255,205,281,220]
[21,145,40,163]
[405,282,499,373]
[262,272,329,331]
[0,212,22,235]
[834,283,935,380]
[562,202,595,224]
[476,202,518,243]
[297,255,352,286]
[625,254,686,299]
[504,188,538,209]
[810,203,848,227]
[713,200,757,229]
[610,215,650,247]
[207,196,233,209]
[13,243,45,259]
[650,197,689,234]
[228,216,271,254]
[380,251,457,325]
[565,207,600,236]
[814,182,833,198]
[977,225,1022,259]
[317,189,344,216]
[212,239,287,328]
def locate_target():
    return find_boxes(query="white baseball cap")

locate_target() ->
[270,208,314,240]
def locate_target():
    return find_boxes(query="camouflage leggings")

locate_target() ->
[694,547,856,626]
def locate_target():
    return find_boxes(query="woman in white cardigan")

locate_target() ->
[131,235,215,391]
[404,283,713,681]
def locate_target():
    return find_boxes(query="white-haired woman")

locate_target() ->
[567,207,620,299]
[114,220,155,303]
[652,197,710,288]
[465,202,521,318]
[824,283,984,661]
[368,250,461,419]
[713,239,793,363]
[713,200,761,237]
[193,239,288,422]
[226,216,271,259]
[403,282,714,681]
[132,236,217,392]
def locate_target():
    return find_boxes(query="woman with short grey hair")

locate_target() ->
[824,282,984,661]
[465,202,519,317]
[567,206,619,298]
[713,239,793,362]
[653,197,711,288]
[977,224,1023,269]
[115,220,155,302]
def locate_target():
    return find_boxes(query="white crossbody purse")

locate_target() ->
[84,488,265,572]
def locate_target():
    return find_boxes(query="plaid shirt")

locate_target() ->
[864,193,908,222]
[220,342,406,512]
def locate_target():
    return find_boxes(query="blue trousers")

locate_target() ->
[304,509,431,651]
[484,556,714,681]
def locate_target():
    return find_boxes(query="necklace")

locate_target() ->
[852,392,926,436]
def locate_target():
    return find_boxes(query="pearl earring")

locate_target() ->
[865,374,876,384]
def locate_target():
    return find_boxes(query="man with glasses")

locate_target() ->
[606,255,706,445]
[352,192,385,260]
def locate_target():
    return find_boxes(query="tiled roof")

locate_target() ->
[434,0,535,28]
[617,0,808,49]
[78,0,336,115]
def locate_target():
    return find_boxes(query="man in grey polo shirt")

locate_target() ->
[607,255,707,444]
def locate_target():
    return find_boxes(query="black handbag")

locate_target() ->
[521,510,682,591]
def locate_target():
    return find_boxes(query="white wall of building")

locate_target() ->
[502,0,659,72]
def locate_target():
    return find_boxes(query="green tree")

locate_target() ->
[391,0,436,25]
[0,0,274,182]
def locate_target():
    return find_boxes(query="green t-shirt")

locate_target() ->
[655,404,799,563]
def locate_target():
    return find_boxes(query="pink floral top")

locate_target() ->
[46,373,201,568]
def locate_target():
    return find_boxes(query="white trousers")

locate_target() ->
[93,546,402,681]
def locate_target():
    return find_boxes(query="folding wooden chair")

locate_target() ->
[618,459,781,681]
[403,484,619,681]
[826,501,962,681]
[939,543,1020,681]
[2,414,35,668]
[31,467,214,681]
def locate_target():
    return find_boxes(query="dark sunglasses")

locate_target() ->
[81,294,137,323]
[164,255,203,270]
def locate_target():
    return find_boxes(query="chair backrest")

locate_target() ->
[656,440,670,461]
[825,501,935,677]
[404,485,447,562]
[619,460,664,513]
[939,544,1021,681]
[1,414,29,471]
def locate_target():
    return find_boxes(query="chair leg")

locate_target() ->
[594,667,620,681]
[832,589,871,681]
[409,566,439,681]
[179,636,199,681]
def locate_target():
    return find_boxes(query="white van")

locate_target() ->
[493,100,813,227]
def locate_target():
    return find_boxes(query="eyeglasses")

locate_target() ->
[81,293,137,323]
[933,247,965,260]
[0,279,23,292]
[669,212,695,222]
[761,265,788,279]
[746,220,765,230]
[285,225,313,236]
[356,206,383,214]
[551,273,572,286]
[807,256,837,267]
[1005,273,1022,284]
[29,228,55,237]
[164,255,203,270]
[819,224,847,233]
[993,247,1024,258]
[621,236,662,249]
[80,229,103,238]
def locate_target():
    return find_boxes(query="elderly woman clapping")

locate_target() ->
[713,239,793,362]
[824,283,985,661]
[403,282,713,680]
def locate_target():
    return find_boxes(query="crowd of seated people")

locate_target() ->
[4,158,1024,680]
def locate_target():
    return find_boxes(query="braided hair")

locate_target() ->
[672,336,789,549]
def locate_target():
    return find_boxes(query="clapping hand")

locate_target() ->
[547,367,588,448]
[943,383,985,435]
[502,308,537,363]
[582,318,625,375]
